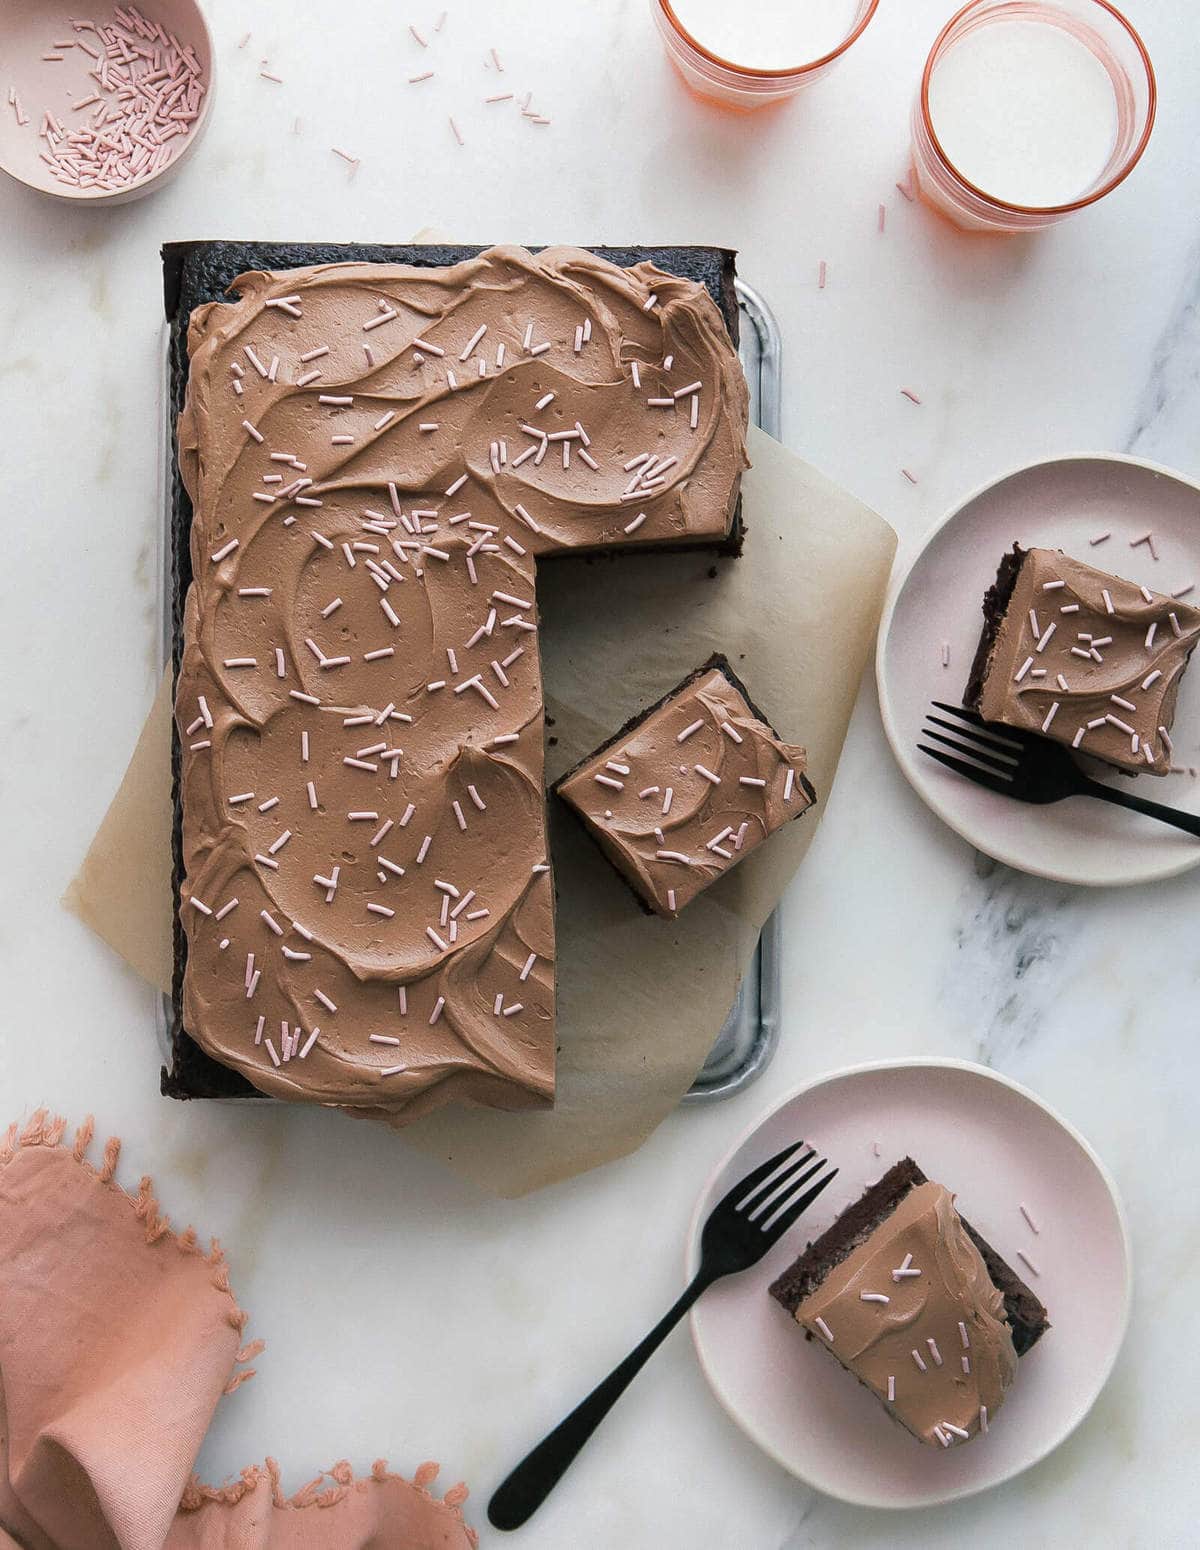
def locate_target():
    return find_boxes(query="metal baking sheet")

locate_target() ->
[154,276,786,1105]
[684,278,783,1103]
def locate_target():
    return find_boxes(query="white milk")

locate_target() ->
[668,0,865,70]
[927,16,1119,208]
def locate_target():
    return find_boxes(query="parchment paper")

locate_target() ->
[67,425,895,1195]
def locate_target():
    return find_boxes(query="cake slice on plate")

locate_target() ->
[964,544,1200,774]
[769,1158,1049,1448]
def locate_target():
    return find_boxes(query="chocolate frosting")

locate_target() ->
[796,1183,1018,1447]
[557,664,813,916]
[980,547,1200,773]
[174,246,749,1113]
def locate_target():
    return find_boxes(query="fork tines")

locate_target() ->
[758,1162,839,1242]
[736,1144,819,1220]
[726,1141,839,1242]
[931,701,1025,747]
[718,1141,807,1208]
[919,701,1024,792]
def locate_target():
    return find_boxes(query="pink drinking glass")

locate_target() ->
[651,0,880,111]
[911,0,1156,233]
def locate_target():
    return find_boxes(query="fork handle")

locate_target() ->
[487,1266,717,1531]
[1079,777,1200,838]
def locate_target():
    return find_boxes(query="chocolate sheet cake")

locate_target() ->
[166,243,750,1115]
[554,655,815,917]
[770,1159,1049,1447]
[965,544,1200,774]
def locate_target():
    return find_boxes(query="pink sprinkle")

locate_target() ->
[818,261,827,290]
[877,203,886,233]
[448,115,464,146]
[409,70,435,83]
[900,387,922,404]
[490,47,504,70]
[259,70,283,84]
[901,468,918,484]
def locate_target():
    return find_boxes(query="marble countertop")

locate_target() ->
[1,0,1196,1543]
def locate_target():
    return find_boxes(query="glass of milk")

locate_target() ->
[911,0,1156,232]
[652,0,880,109]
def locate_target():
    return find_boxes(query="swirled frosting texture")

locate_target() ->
[795,1183,1018,1447]
[978,547,1200,773]
[175,246,749,1114]
[556,663,814,916]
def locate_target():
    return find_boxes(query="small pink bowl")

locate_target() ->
[0,0,214,204]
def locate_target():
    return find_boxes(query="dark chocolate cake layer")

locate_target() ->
[964,544,1026,712]
[162,243,744,1102]
[769,1159,1050,1358]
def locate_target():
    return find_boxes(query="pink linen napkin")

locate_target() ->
[0,1112,476,1550]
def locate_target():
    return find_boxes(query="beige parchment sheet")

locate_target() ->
[66,425,896,1196]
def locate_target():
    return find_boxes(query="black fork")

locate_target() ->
[488,1142,838,1531]
[919,700,1200,837]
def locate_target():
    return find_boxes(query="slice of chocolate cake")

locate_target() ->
[965,544,1200,774]
[553,654,815,918]
[770,1159,1049,1448]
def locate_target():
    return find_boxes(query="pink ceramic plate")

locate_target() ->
[877,454,1200,885]
[687,1059,1130,1509]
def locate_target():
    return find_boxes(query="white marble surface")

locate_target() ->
[2,0,1198,1543]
